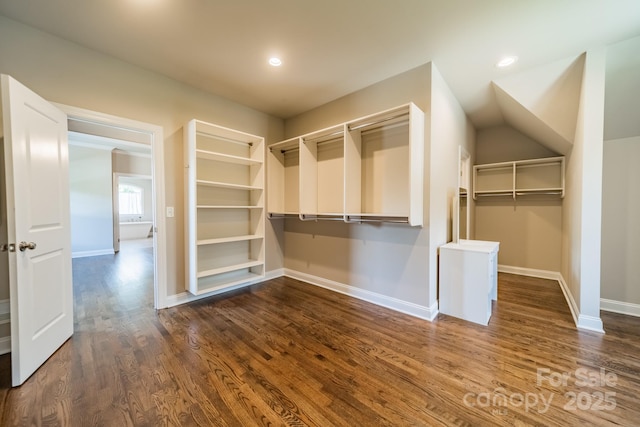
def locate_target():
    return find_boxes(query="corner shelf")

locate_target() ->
[267,103,424,226]
[473,156,565,200]
[185,119,265,296]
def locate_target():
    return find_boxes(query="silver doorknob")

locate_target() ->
[19,241,36,252]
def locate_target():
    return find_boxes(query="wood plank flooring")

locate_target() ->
[0,246,639,426]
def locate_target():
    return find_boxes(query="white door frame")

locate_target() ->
[56,103,168,309]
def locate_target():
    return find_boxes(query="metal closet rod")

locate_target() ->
[515,191,562,196]
[268,143,299,154]
[299,215,344,221]
[278,146,300,154]
[196,131,253,147]
[348,112,409,132]
[303,132,344,145]
[345,216,410,224]
[476,192,514,197]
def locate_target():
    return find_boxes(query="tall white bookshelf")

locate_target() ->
[184,119,265,295]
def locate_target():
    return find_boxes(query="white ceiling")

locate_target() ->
[1,0,639,132]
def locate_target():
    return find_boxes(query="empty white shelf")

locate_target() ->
[197,235,264,246]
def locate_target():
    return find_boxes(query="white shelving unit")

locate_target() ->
[267,103,424,226]
[184,119,265,296]
[473,156,565,200]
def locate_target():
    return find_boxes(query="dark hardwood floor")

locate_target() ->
[0,245,639,426]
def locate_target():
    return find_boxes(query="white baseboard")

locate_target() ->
[72,249,115,258]
[0,336,10,355]
[498,264,604,333]
[600,299,640,317]
[577,313,605,332]
[284,269,439,321]
[498,264,560,281]
[164,268,284,309]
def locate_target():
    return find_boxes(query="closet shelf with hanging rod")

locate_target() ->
[267,102,425,226]
[473,156,565,200]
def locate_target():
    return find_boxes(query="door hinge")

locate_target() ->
[1,243,16,252]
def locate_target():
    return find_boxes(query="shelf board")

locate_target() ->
[300,212,344,217]
[197,205,263,209]
[475,188,564,198]
[197,235,264,245]
[0,313,10,325]
[515,187,563,192]
[195,149,262,165]
[196,179,262,191]
[474,190,514,194]
[192,271,264,296]
[474,190,514,199]
[197,260,263,279]
[345,212,408,218]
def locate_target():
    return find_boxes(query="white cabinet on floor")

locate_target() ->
[184,119,265,296]
[439,240,500,325]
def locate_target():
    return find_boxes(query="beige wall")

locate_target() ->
[561,49,606,331]
[601,136,640,305]
[475,126,557,164]
[113,150,152,176]
[69,145,114,254]
[475,125,562,271]
[0,16,284,298]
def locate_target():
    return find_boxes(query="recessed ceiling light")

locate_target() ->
[269,57,282,67]
[496,56,518,68]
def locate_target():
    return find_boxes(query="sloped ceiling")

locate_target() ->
[492,55,585,154]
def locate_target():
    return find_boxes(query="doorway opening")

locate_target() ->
[59,104,167,309]
[114,173,154,253]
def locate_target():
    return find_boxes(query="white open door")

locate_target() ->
[1,75,73,387]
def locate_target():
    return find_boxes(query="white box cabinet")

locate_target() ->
[439,240,500,325]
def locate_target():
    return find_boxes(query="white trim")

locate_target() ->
[284,269,438,321]
[72,249,115,258]
[600,299,640,317]
[556,273,581,328]
[164,269,284,308]
[497,264,559,281]
[163,268,441,322]
[54,103,168,310]
[267,268,285,280]
[0,336,10,355]
[498,264,604,333]
[577,314,605,332]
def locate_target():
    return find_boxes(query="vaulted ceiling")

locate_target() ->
[1,0,638,139]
